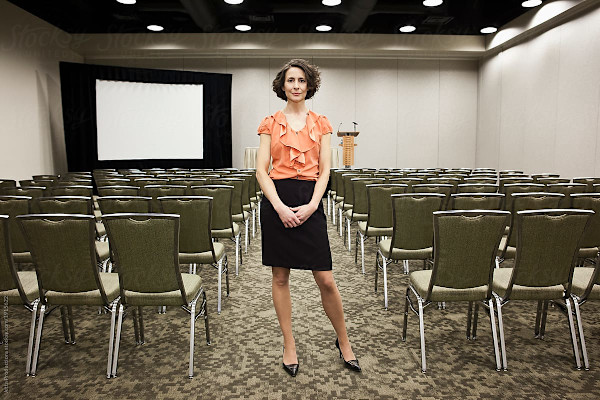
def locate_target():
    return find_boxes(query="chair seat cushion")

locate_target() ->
[492,268,565,300]
[96,241,110,261]
[211,222,240,238]
[378,239,432,260]
[0,271,39,304]
[96,221,106,236]
[498,236,515,260]
[124,273,202,306]
[232,211,250,222]
[179,242,226,264]
[12,252,32,263]
[46,273,120,305]
[344,210,367,221]
[571,267,600,300]
[410,270,489,302]
[357,222,392,237]
[578,247,599,259]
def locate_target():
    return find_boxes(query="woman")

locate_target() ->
[256,59,361,377]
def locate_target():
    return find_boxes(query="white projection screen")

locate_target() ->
[96,79,204,160]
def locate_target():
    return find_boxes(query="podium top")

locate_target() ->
[337,131,360,137]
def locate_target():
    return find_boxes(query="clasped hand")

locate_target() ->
[277,203,317,228]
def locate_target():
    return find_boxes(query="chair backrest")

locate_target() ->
[228,174,253,207]
[546,183,587,208]
[365,184,408,230]
[211,179,244,215]
[571,194,600,249]
[95,178,131,188]
[0,196,31,253]
[97,196,152,214]
[390,193,445,251]
[427,178,460,191]
[0,215,31,304]
[142,185,187,212]
[502,183,546,209]
[463,177,497,185]
[450,193,504,210]
[425,210,509,299]
[572,177,600,192]
[0,186,46,198]
[169,178,208,193]
[97,185,139,197]
[388,178,422,192]
[351,178,385,215]
[50,185,93,197]
[504,209,593,298]
[103,213,187,304]
[189,185,234,231]
[158,196,215,257]
[0,180,16,188]
[505,192,564,248]
[133,178,169,189]
[18,214,108,304]
[412,184,453,209]
[537,178,570,185]
[340,174,365,206]
[33,196,93,215]
[457,183,498,193]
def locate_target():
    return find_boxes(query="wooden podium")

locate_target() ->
[337,131,359,168]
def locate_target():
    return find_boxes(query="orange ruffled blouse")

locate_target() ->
[257,110,333,181]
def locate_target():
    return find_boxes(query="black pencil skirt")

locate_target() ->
[260,179,332,271]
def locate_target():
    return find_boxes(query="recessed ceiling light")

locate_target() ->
[399,25,416,33]
[147,25,164,32]
[316,25,332,32]
[423,0,443,6]
[116,0,136,4]
[224,0,244,4]
[522,0,542,7]
[322,0,342,6]
[235,24,251,32]
[480,26,498,34]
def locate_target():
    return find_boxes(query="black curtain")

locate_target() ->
[60,62,232,171]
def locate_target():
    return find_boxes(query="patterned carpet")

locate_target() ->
[3,203,600,399]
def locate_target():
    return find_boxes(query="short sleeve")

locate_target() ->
[257,116,272,135]
[319,115,333,135]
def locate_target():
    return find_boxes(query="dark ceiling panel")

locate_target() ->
[7,0,536,35]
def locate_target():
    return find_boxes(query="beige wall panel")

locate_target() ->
[438,60,478,169]
[498,41,530,172]
[228,58,270,168]
[0,1,82,180]
[476,55,502,170]
[183,57,227,73]
[396,59,440,168]
[555,9,600,179]
[354,58,397,169]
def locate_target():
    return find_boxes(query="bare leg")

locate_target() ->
[272,267,297,365]
[313,270,356,361]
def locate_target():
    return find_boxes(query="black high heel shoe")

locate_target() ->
[335,339,361,372]
[282,346,299,377]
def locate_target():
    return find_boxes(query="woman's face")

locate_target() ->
[283,67,307,103]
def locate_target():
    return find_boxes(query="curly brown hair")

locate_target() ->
[272,59,322,101]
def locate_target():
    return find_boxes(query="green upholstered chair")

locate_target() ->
[388,178,423,192]
[337,174,369,237]
[498,177,534,192]
[355,184,408,275]
[492,209,593,371]
[343,177,385,251]
[158,196,229,314]
[97,185,139,197]
[463,177,497,185]
[537,177,570,185]
[570,254,600,370]
[376,193,445,309]
[412,184,453,210]
[49,185,93,197]
[457,183,498,193]
[0,196,32,265]
[103,213,210,379]
[97,196,152,214]
[426,178,460,193]
[132,178,169,189]
[0,180,16,189]
[0,214,40,376]
[190,185,241,275]
[546,183,587,208]
[572,177,600,193]
[402,210,509,372]
[142,185,187,212]
[498,192,564,264]
[449,193,504,210]
[571,194,600,265]
[211,178,250,254]
[330,169,348,225]
[229,174,259,239]
[169,178,209,194]
[17,213,120,378]
[501,183,546,210]
[95,178,130,188]
[32,175,58,182]
[0,186,46,198]
[32,196,111,272]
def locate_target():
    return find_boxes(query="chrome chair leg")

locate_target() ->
[534,300,543,338]
[572,296,589,370]
[539,300,549,339]
[472,302,479,340]
[360,233,365,274]
[217,258,223,314]
[488,298,502,371]
[494,294,507,370]
[106,300,118,379]
[188,300,196,379]
[418,297,426,373]
[346,218,351,252]
[138,307,145,344]
[111,304,124,377]
[466,302,473,340]
[402,287,410,341]
[565,298,582,370]
[67,306,76,344]
[25,300,39,376]
[383,255,389,310]
[60,306,70,343]
[30,303,46,377]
